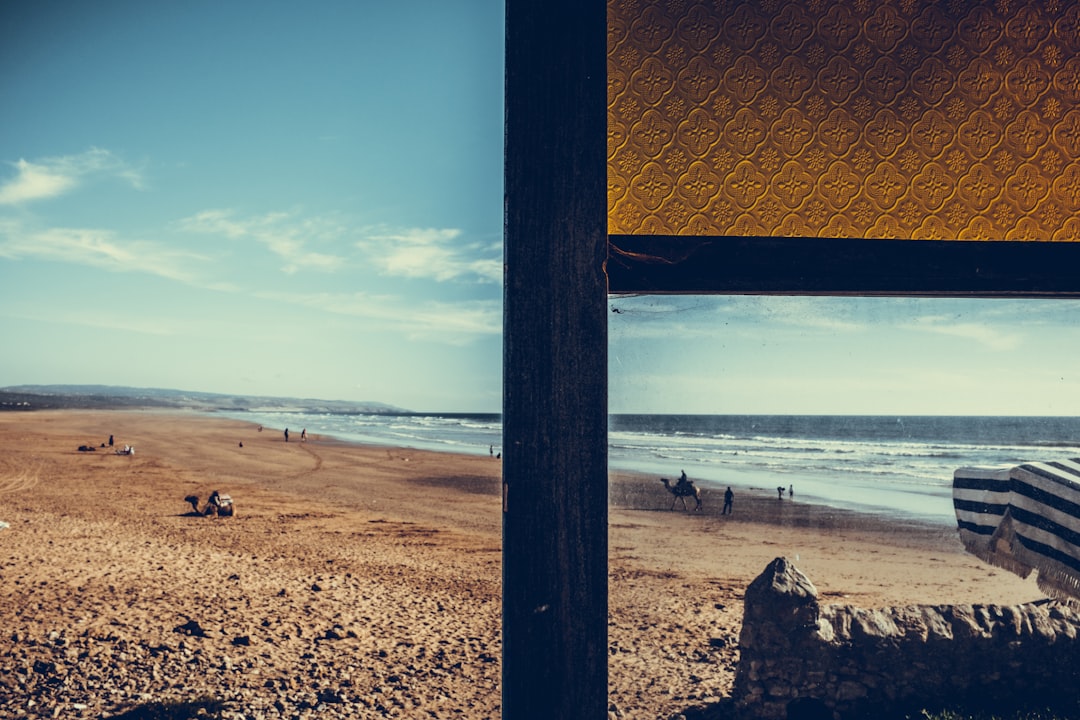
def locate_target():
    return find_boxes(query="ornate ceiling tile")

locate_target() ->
[609,0,1080,240]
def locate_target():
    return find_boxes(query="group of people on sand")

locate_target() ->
[79,433,133,454]
[670,471,795,515]
[673,470,736,515]
[283,428,307,443]
[108,434,135,455]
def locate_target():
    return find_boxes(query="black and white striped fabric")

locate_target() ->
[954,459,1080,601]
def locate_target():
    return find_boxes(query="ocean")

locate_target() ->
[214,411,1080,526]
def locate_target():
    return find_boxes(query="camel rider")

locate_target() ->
[678,470,690,490]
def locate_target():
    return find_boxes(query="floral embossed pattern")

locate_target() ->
[608,0,1080,240]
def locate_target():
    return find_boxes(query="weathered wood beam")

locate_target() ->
[503,0,608,718]
[608,235,1080,297]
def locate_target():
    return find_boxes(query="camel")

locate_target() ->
[660,477,702,511]
[185,492,235,517]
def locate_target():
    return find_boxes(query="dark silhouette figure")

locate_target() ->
[108,434,114,447]
[284,428,289,442]
[723,486,733,515]
[661,476,702,511]
[777,486,785,499]
[301,428,306,441]
[789,484,794,499]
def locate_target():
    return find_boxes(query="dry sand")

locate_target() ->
[0,410,1043,719]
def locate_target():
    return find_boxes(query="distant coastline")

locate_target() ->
[0,384,408,415]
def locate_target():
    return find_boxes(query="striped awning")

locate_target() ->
[954,460,1080,601]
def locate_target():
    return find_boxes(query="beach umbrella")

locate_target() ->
[954,459,1080,601]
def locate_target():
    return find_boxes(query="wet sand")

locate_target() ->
[0,410,1042,719]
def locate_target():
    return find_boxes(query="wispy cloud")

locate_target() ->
[725,297,864,332]
[0,219,215,286]
[0,148,143,204]
[0,307,178,336]
[179,209,345,273]
[610,295,864,340]
[260,289,500,343]
[359,227,502,284]
[902,315,1021,351]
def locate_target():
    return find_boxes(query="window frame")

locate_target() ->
[503,2,1080,718]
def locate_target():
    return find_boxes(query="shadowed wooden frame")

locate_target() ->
[503,1,608,718]
[502,2,1080,719]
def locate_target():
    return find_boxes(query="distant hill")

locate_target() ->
[0,384,409,414]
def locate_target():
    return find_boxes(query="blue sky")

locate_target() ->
[3,3,1080,415]
[609,295,1080,416]
[0,1,505,411]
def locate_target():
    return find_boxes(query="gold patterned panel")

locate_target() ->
[609,0,1080,240]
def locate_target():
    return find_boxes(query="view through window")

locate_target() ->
[605,295,1080,717]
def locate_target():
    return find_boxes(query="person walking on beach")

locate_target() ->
[284,428,289,443]
[789,484,794,499]
[722,486,733,515]
[301,429,306,442]
[108,434,114,447]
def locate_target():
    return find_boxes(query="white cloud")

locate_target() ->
[0,220,213,285]
[359,227,502,284]
[179,209,345,274]
[408,300,502,338]
[260,290,500,343]
[0,159,77,204]
[0,148,143,205]
[903,315,1021,351]
[178,213,502,282]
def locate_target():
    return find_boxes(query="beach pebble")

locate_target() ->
[173,619,209,637]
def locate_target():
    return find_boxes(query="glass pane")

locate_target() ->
[607,295,1080,717]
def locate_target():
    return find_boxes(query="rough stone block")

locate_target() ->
[733,557,1080,719]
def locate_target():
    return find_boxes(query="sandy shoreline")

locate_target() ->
[0,410,1044,719]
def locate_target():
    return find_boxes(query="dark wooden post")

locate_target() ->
[503,0,608,718]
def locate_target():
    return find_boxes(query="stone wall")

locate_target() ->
[732,557,1080,720]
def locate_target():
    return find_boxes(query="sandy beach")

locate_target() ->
[0,410,1044,719]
